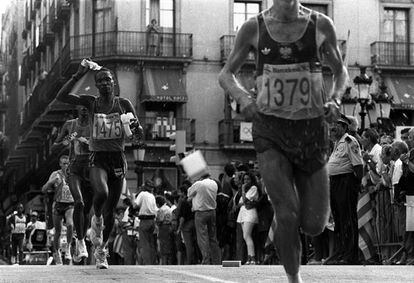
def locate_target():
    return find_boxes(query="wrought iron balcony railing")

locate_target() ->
[138,116,196,144]
[61,31,193,71]
[371,41,414,67]
[218,119,254,148]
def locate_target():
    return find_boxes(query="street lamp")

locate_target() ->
[133,143,146,190]
[353,66,373,130]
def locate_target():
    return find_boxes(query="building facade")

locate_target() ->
[1,0,414,214]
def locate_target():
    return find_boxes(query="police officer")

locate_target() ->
[327,115,363,264]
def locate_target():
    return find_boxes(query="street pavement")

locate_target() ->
[0,265,413,282]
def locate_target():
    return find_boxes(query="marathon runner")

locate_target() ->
[219,1,348,282]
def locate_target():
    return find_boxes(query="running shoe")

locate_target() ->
[54,250,63,265]
[73,239,88,263]
[90,215,104,247]
[94,246,109,269]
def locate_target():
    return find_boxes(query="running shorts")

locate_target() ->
[252,113,329,174]
[89,151,127,179]
[53,202,74,217]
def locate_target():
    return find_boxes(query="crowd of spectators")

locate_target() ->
[2,123,414,267]
[106,122,414,266]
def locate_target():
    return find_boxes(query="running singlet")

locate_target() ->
[255,10,325,120]
[89,97,125,152]
[51,170,74,203]
[11,215,26,234]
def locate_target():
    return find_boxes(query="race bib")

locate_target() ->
[14,220,26,234]
[259,63,312,111]
[93,113,122,140]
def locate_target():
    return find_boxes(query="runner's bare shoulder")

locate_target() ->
[314,12,337,41]
[235,16,258,48]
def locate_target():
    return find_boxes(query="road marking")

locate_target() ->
[149,266,238,283]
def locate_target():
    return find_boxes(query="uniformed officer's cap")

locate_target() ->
[337,114,350,126]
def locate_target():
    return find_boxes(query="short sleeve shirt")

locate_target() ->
[328,133,363,176]
[135,191,158,216]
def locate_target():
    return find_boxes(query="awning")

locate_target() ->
[385,76,414,110]
[141,68,188,103]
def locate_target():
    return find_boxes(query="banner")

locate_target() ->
[240,122,253,142]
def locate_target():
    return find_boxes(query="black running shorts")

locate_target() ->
[252,113,329,174]
[89,151,127,179]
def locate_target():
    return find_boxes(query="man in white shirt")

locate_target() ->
[188,173,221,264]
[127,180,158,265]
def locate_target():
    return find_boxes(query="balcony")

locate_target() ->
[220,35,255,65]
[139,116,196,147]
[57,0,71,21]
[371,41,414,70]
[61,31,193,74]
[43,17,54,46]
[218,119,254,150]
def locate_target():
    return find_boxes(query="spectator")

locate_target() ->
[120,205,140,265]
[400,128,410,144]
[42,155,74,265]
[380,135,393,146]
[188,173,221,264]
[361,128,382,186]
[407,128,414,150]
[146,19,161,55]
[217,163,235,259]
[230,170,246,262]
[327,115,363,265]
[236,171,260,265]
[391,141,409,264]
[376,144,394,255]
[126,180,158,265]
[397,149,414,265]
[25,211,46,251]
[156,195,174,265]
[8,203,26,265]
[167,191,183,265]
[176,185,197,264]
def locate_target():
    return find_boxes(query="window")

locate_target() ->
[233,1,260,32]
[146,0,174,28]
[383,8,408,42]
[95,0,112,33]
[160,0,173,28]
[301,4,328,15]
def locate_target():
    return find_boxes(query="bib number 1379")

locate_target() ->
[264,76,311,108]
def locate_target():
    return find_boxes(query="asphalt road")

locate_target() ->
[0,265,413,283]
